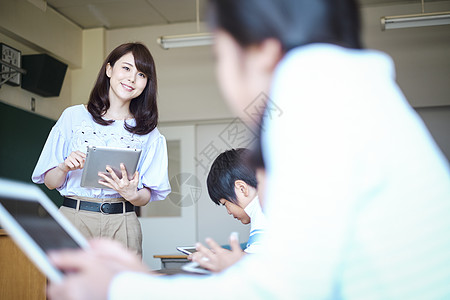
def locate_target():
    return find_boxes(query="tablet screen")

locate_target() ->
[0,196,80,252]
[80,146,142,189]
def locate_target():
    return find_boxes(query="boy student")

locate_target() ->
[189,148,267,272]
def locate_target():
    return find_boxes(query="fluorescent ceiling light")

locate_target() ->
[381,11,450,30]
[157,0,212,50]
[157,33,213,50]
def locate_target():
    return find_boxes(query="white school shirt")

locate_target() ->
[109,44,450,299]
[243,196,266,254]
[32,104,171,201]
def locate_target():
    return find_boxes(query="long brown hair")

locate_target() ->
[87,42,158,135]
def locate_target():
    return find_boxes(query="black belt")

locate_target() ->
[63,197,135,214]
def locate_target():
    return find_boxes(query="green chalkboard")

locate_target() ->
[0,101,62,206]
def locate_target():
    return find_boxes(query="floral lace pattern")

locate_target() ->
[71,120,144,153]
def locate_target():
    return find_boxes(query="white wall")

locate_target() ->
[106,22,233,123]
[104,3,450,123]
[140,125,198,270]
[0,0,82,67]
[71,28,106,106]
[416,106,450,161]
[361,1,450,107]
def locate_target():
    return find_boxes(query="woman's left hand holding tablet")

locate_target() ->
[97,163,140,200]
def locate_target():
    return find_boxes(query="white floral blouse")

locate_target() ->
[32,104,171,201]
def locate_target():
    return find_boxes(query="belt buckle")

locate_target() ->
[99,202,110,214]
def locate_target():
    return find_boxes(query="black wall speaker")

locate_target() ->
[21,54,68,97]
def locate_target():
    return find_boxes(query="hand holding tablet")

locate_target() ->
[185,233,244,273]
[80,146,142,189]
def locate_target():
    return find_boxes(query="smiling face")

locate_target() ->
[106,52,148,104]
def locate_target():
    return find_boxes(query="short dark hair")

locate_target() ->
[207,148,258,206]
[87,42,158,135]
[208,0,362,52]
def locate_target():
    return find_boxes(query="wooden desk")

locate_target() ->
[152,254,210,276]
[153,254,189,270]
[0,229,47,300]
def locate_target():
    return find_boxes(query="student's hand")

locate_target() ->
[97,163,140,200]
[59,151,86,172]
[191,234,245,273]
[48,239,151,300]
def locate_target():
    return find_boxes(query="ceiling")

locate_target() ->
[43,0,437,30]
[46,0,208,29]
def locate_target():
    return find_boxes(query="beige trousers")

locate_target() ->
[60,197,142,256]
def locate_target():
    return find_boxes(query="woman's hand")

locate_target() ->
[97,163,140,201]
[59,151,86,172]
[44,151,86,190]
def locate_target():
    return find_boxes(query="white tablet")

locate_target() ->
[0,178,89,283]
[176,246,197,255]
[182,261,212,275]
[80,145,142,189]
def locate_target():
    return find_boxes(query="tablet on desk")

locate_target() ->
[0,178,89,283]
[182,261,212,275]
[176,246,197,255]
[80,145,142,189]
